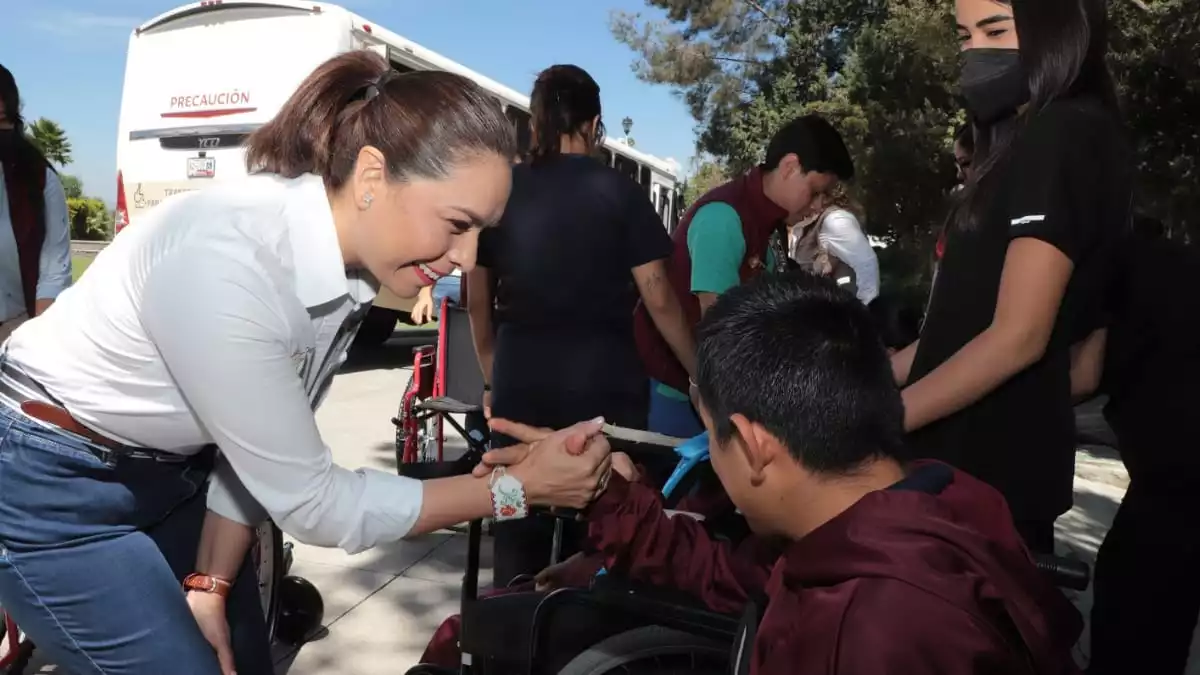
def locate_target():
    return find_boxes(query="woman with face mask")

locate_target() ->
[892,0,1132,554]
[0,51,613,675]
[466,65,696,586]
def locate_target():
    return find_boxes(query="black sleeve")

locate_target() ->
[617,177,673,268]
[1004,104,1121,263]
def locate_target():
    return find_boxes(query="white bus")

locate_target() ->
[113,0,681,343]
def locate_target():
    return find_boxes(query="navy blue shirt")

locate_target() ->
[478,154,671,396]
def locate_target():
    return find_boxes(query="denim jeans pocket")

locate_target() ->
[0,414,213,549]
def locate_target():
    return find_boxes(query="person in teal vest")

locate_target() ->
[634,115,854,437]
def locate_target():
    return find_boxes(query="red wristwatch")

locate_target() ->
[183,573,232,598]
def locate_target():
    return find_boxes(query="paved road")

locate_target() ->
[19,333,1199,673]
[69,240,107,256]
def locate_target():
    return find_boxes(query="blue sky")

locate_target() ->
[1,0,698,205]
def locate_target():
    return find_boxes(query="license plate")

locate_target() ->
[187,156,216,178]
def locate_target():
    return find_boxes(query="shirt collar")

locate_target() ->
[744,167,788,234]
[284,174,377,308]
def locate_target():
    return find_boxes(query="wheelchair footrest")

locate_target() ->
[416,397,482,415]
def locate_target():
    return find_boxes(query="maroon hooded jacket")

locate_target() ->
[587,461,1084,675]
[632,168,786,393]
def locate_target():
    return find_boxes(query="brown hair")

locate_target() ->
[528,64,604,165]
[820,182,865,224]
[246,50,516,189]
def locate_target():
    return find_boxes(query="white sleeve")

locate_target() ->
[36,169,72,300]
[140,242,425,554]
[819,211,880,304]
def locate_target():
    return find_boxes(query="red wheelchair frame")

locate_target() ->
[393,299,489,476]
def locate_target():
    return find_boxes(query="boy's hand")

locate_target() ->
[534,552,586,592]
[611,452,640,483]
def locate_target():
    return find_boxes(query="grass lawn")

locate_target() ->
[71,255,94,282]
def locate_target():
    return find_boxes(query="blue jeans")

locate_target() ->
[647,380,704,438]
[0,405,272,674]
[432,275,462,312]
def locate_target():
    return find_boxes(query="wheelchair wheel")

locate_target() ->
[555,626,728,675]
[253,521,285,640]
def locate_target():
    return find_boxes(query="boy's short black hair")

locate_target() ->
[695,273,904,475]
[761,115,855,181]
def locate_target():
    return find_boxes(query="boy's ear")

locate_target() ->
[729,414,785,485]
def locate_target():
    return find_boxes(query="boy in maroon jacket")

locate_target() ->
[424,273,1084,674]
[584,273,1084,674]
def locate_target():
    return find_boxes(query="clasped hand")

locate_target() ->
[473,417,614,511]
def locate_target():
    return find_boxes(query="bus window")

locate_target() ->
[639,166,652,196]
[613,155,639,183]
[505,107,532,157]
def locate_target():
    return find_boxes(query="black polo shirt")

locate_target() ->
[478,154,672,395]
[907,98,1133,522]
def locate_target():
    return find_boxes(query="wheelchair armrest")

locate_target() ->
[1033,553,1091,591]
[531,582,740,653]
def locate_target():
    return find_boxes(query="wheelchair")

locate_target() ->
[393,299,490,482]
[0,521,322,674]
[404,427,1095,675]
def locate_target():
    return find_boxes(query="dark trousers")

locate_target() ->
[1089,470,1200,675]
[1014,518,1058,556]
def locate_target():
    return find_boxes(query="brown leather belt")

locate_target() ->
[20,400,126,451]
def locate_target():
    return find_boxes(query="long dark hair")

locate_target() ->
[246,51,516,189]
[955,0,1118,229]
[0,63,53,220]
[528,65,605,165]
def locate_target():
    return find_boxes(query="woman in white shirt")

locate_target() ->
[789,184,880,305]
[0,51,611,675]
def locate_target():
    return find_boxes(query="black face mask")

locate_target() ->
[960,48,1030,125]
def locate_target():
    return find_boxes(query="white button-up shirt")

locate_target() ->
[5,173,423,553]
[0,165,72,321]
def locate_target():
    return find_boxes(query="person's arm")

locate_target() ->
[633,260,696,378]
[466,266,495,387]
[818,210,880,304]
[902,238,1072,431]
[411,285,435,325]
[687,203,746,318]
[141,242,605,558]
[891,340,919,386]
[619,182,697,378]
[585,474,770,615]
[35,168,72,315]
[1070,327,1107,401]
[902,106,1110,432]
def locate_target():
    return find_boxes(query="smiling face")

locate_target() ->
[955,0,1019,51]
[344,148,512,299]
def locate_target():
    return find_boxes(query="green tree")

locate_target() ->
[1108,0,1200,240]
[59,174,83,200]
[67,197,110,241]
[682,159,728,208]
[25,118,72,167]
